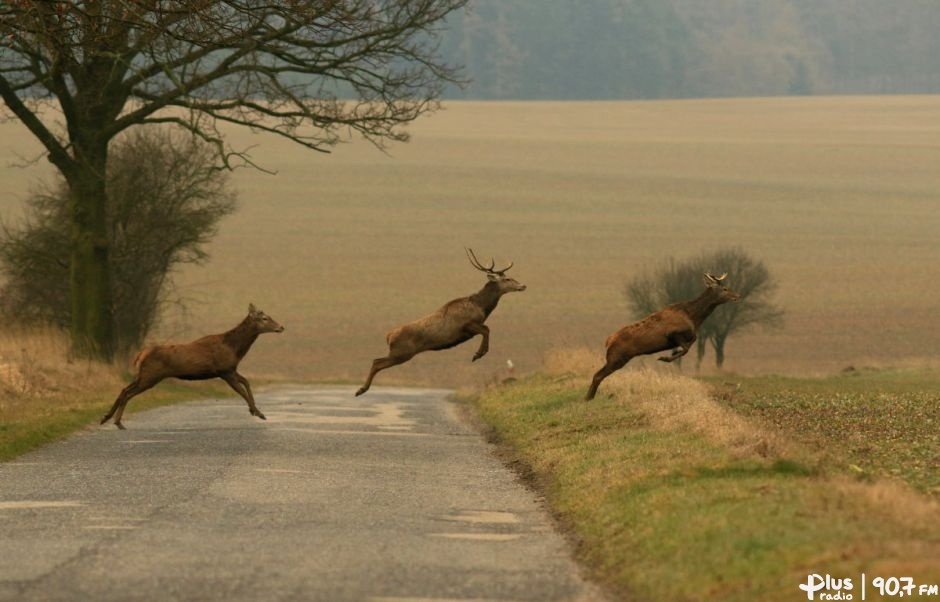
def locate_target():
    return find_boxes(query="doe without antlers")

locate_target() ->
[100,304,284,429]
[355,248,526,396]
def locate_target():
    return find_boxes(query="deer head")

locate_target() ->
[466,248,527,293]
[703,272,741,303]
[248,303,285,333]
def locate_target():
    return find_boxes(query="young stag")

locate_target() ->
[101,304,284,429]
[585,273,740,400]
[355,248,526,396]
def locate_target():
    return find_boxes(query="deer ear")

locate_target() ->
[486,273,499,282]
[248,303,258,314]
[704,273,718,286]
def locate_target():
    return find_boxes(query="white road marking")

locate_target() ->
[278,428,433,438]
[430,533,522,541]
[444,510,520,524]
[265,402,416,430]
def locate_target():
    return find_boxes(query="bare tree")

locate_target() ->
[624,247,783,369]
[0,128,236,355]
[693,247,784,368]
[0,0,468,359]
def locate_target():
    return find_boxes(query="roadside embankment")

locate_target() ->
[466,348,939,601]
[0,329,230,461]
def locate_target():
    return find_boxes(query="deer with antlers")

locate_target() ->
[585,272,741,400]
[355,248,526,396]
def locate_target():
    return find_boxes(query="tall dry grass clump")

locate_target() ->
[542,346,603,377]
[0,327,228,461]
[0,328,121,407]
[543,346,782,458]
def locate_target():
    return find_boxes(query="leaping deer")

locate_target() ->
[585,273,740,400]
[355,248,526,396]
[101,304,284,429]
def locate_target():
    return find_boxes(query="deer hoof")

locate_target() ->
[355,387,367,397]
[115,422,126,430]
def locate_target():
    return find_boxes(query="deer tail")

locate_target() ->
[132,347,153,370]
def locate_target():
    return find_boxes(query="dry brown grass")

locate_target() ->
[0,328,121,409]
[0,328,126,460]
[541,345,938,532]
[3,96,940,386]
[472,361,940,600]
[544,346,784,459]
[0,328,230,461]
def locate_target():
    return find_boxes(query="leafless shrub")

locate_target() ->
[0,129,235,356]
[625,247,784,369]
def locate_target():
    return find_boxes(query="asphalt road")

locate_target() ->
[0,386,606,602]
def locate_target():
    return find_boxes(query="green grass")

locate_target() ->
[0,380,231,463]
[468,372,940,601]
[0,329,276,463]
[706,369,940,497]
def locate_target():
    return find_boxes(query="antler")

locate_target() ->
[466,248,514,276]
[494,260,513,275]
[704,272,728,284]
[466,247,492,272]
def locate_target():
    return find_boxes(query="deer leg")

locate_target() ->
[658,332,696,363]
[465,323,490,362]
[355,354,412,397]
[103,378,159,430]
[585,354,631,401]
[221,373,265,420]
[234,372,265,420]
[236,373,263,418]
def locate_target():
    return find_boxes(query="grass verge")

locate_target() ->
[467,351,939,601]
[0,381,231,463]
[0,329,231,462]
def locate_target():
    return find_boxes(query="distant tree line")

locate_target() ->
[442,0,940,99]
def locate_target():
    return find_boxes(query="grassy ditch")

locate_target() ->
[468,351,939,601]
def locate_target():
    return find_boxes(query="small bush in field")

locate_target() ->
[624,247,784,369]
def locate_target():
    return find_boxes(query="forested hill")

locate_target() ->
[441,0,940,100]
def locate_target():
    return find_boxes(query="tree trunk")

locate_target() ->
[712,335,726,369]
[695,337,707,372]
[68,147,114,361]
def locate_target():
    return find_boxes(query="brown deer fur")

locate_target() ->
[585,273,740,400]
[101,304,284,429]
[356,249,526,396]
